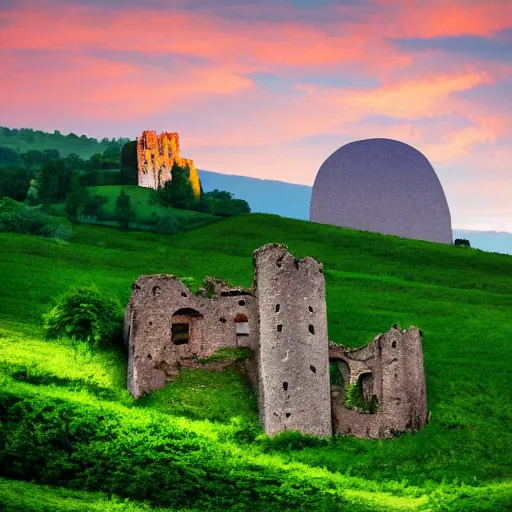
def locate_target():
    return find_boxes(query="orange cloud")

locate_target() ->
[367,0,512,38]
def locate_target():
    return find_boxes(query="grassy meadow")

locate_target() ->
[0,213,511,511]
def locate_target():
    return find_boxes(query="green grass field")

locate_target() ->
[0,214,511,511]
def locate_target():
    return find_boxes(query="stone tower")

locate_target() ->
[253,244,332,436]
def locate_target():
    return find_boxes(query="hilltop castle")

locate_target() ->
[136,130,201,196]
[124,244,428,438]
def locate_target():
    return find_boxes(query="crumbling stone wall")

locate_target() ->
[125,274,258,398]
[253,244,332,437]
[124,246,428,439]
[136,130,201,196]
[329,326,428,438]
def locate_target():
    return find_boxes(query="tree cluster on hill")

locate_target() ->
[151,162,250,217]
[0,145,122,204]
[0,126,129,158]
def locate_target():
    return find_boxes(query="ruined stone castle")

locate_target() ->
[125,244,428,438]
[136,130,201,196]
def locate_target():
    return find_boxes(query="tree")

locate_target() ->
[204,189,233,201]
[38,158,73,201]
[64,152,84,171]
[82,194,108,219]
[120,141,138,185]
[65,179,89,223]
[87,153,103,170]
[454,238,470,247]
[212,198,251,217]
[167,162,196,209]
[115,190,135,230]
[102,143,122,169]
[0,165,34,201]
[0,146,22,167]
[20,149,47,169]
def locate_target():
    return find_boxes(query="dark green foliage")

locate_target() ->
[210,198,251,217]
[0,146,22,167]
[0,198,72,240]
[454,238,471,247]
[262,430,330,451]
[82,194,108,219]
[200,189,251,216]
[102,142,122,169]
[168,162,196,210]
[65,183,89,223]
[38,158,73,201]
[120,141,138,185]
[204,189,233,200]
[115,190,136,230]
[154,215,181,234]
[0,165,34,201]
[42,285,123,350]
[63,152,84,171]
[0,392,352,512]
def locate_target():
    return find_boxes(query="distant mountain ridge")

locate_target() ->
[198,169,512,256]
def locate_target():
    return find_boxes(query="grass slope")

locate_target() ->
[0,214,511,510]
[50,185,220,231]
[0,128,112,159]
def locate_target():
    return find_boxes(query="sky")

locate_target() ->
[1,0,511,231]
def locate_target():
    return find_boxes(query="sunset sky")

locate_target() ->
[1,0,511,231]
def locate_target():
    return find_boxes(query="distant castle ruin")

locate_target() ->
[136,130,201,197]
[124,244,428,438]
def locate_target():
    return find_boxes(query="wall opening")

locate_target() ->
[172,323,190,345]
[277,324,283,332]
[171,308,203,346]
[275,304,280,312]
[234,313,249,336]
[238,300,246,306]
[283,382,288,391]
[308,306,313,313]
[310,365,316,373]
[308,325,315,335]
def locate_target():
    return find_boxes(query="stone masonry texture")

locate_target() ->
[125,244,428,438]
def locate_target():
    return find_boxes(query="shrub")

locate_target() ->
[454,238,471,247]
[42,285,123,350]
[0,197,72,241]
[154,215,181,234]
[261,430,330,452]
[0,392,348,511]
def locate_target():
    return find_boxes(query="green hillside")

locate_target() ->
[49,185,220,231]
[1,214,511,511]
[0,126,121,159]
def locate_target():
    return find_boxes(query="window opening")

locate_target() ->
[172,323,190,345]
[234,313,249,336]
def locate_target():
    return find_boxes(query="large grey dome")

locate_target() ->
[310,138,452,244]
